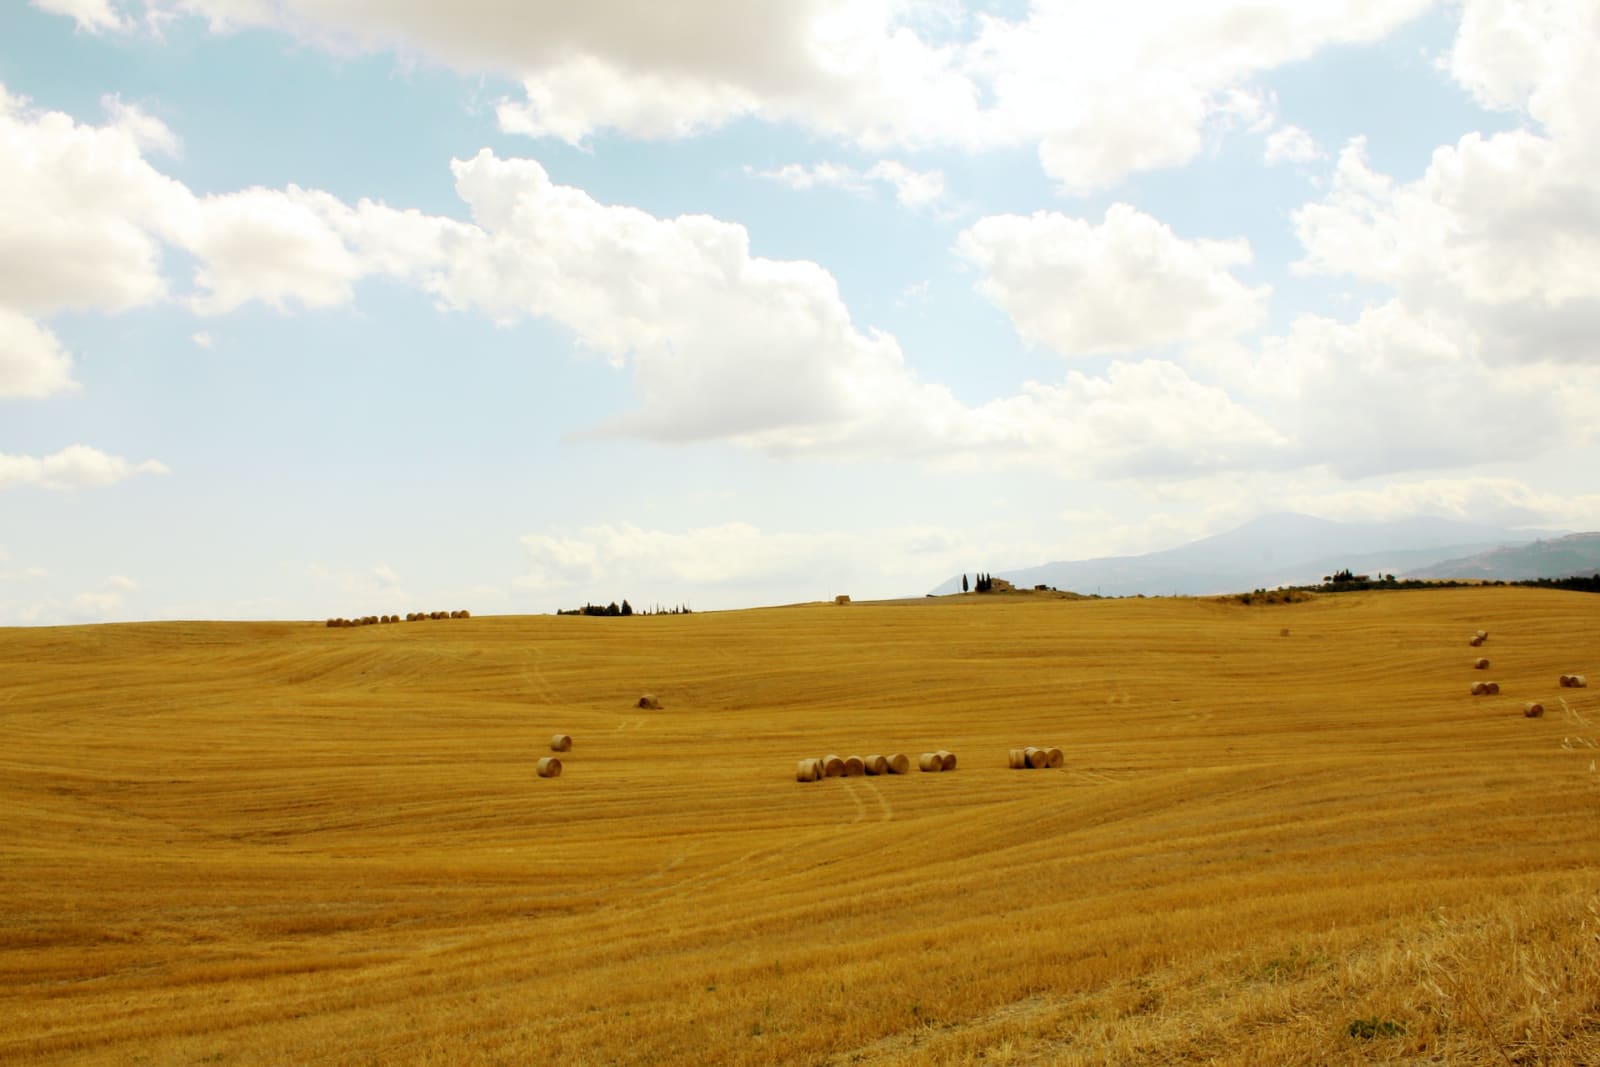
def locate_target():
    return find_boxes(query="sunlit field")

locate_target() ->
[3,587,1597,1065]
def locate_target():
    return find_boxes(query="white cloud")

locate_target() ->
[0,86,189,316]
[0,445,170,491]
[958,204,1269,356]
[1294,0,1600,369]
[122,0,1435,191]
[1286,476,1600,530]
[31,0,130,34]
[73,589,125,616]
[191,330,214,348]
[748,159,950,213]
[425,150,951,445]
[969,360,1289,477]
[1241,302,1587,478]
[1447,0,1599,146]
[0,307,77,398]
[1294,133,1600,356]
[1264,124,1323,165]
[182,186,364,315]
[515,519,1061,607]
[0,545,50,583]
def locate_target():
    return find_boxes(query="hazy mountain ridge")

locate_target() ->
[1403,532,1600,581]
[933,513,1572,597]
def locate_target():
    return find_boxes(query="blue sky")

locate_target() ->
[3,0,1597,623]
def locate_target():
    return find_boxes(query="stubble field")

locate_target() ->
[2,587,1598,1065]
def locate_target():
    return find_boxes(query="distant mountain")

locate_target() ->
[930,512,1552,597]
[1403,533,1600,581]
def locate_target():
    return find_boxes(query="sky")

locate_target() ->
[2,0,1599,624]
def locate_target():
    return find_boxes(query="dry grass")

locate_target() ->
[2,588,1598,1065]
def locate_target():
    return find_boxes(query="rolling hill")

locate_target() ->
[3,590,1598,1064]
[1404,532,1600,581]
[931,512,1548,597]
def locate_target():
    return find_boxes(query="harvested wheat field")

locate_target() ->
[3,587,1599,1065]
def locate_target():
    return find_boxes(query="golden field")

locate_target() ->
[2,587,1598,1065]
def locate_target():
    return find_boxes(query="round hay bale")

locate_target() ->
[1474,657,1489,669]
[1025,746,1050,769]
[1008,748,1028,770]
[842,755,865,777]
[796,758,822,782]
[937,750,957,772]
[637,694,660,709]
[535,756,562,778]
[863,754,889,776]
[1485,681,1501,695]
[886,753,910,775]
[1045,746,1064,769]
[1523,702,1545,718]
[1471,681,1488,695]
[1476,630,1488,640]
[1469,635,1485,647]
[1560,674,1572,687]
[918,752,943,773]
[550,733,572,752]
[1279,627,1290,637]
[1570,674,1588,688]
[822,755,845,777]
[326,618,339,628]
[459,609,471,618]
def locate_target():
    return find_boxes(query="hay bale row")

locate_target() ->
[1560,674,1589,688]
[798,752,916,782]
[921,750,957,772]
[1470,680,1501,696]
[327,611,472,627]
[1008,745,1064,770]
[1473,657,1490,669]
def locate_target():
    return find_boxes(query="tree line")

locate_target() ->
[555,600,694,616]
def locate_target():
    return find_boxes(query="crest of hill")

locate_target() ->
[931,512,1553,597]
[1403,532,1600,581]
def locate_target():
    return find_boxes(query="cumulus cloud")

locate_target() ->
[0,445,170,491]
[1447,0,1599,146]
[958,204,1269,356]
[1295,0,1600,368]
[1294,133,1600,360]
[748,159,950,213]
[1240,301,1590,478]
[0,307,77,398]
[1264,124,1323,165]
[0,83,1301,478]
[0,86,188,317]
[99,0,1433,192]
[1287,476,1600,530]
[31,0,130,34]
[182,186,366,314]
